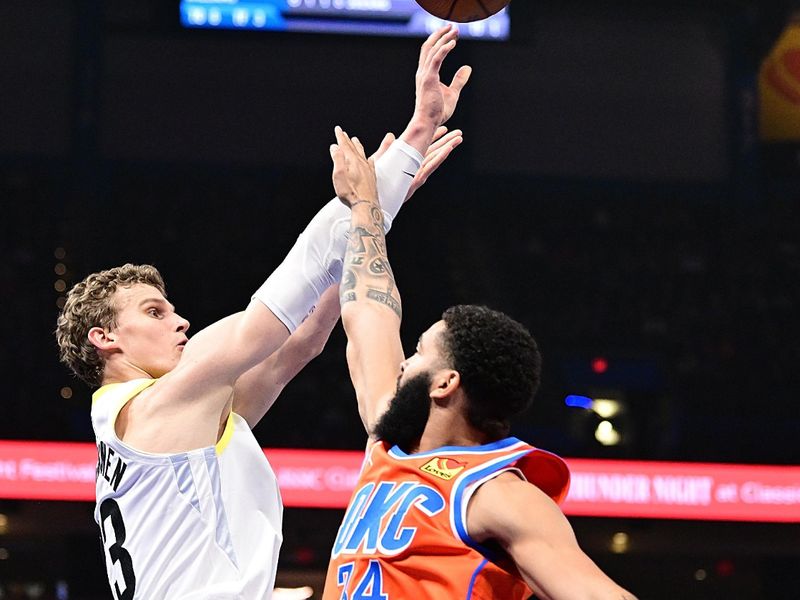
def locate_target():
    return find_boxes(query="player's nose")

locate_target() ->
[176,314,190,333]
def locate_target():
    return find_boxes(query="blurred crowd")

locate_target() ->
[3,163,797,465]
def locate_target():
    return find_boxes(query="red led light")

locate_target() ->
[591,357,609,374]
[716,559,735,577]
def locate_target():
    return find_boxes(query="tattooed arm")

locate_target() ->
[331,127,406,434]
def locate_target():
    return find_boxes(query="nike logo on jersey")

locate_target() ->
[402,170,415,178]
[332,481,445,558]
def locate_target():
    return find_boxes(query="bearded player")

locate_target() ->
[322,128,637,599]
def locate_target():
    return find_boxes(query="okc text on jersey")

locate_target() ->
[332,482,445,558]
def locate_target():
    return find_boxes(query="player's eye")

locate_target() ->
[147,308,160,317]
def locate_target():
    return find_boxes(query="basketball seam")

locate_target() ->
[474,0,492,18]
[446,0,458,21]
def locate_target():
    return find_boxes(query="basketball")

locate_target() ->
[415,0,511,23]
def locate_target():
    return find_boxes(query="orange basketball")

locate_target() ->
[415,0,511,23]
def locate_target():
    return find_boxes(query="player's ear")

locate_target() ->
[430,369,460,400]
[88,327,118,352]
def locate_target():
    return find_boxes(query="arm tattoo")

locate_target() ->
[341,270,357,292]
[366,289,401,318]
[339,202,402,318]
[368,258,388,275]
[348,226,374,254]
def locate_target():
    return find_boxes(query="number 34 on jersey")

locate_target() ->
[330,481,446,599]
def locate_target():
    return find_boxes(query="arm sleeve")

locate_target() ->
[252,139,424,332]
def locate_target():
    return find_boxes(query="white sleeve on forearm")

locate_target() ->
[375,138,424,231]
[253,139,424,332]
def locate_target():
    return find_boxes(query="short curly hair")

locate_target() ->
[55,264,166,388]
[440,305,541,440]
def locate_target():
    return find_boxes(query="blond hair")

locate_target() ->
[55,264,166,388]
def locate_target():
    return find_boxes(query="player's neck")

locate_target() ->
[415,410,489,454]
[101,357,155,387]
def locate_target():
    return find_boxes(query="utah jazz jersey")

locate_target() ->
[91,378,283,600]
[322,438,570,600]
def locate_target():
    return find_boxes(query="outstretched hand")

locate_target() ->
[414,25,472,128]
[330,126,378,208]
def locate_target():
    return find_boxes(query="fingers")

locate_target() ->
[422,133,462,171]
[421,26,458,74]
[449,65,472,94]
[334,125,353,153]
[419,24,454,64]
[431,126,448,145]
[334,126,367,160]
[427,129,462,157]
[405,132,464,202]
[330,142,346,177]
[429,37,457,75]
[351,136,366,159]
[370,132,396,161]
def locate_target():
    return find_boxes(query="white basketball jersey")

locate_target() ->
[91,378,283,600]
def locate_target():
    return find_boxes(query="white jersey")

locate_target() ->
[91,378,283,600]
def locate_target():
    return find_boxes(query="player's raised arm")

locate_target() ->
[332,128,405,433]
[169,25,471,431]
[225,128,463,427]
[363,24,469,235]
[397,24,471,156]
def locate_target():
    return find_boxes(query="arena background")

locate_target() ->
[1,0,799,598]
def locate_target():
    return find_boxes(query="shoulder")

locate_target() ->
[467,471,568,546]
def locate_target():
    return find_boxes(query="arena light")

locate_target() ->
[591,357,609,374]
[592,399,622,419]
[565,395,593,409]
[595,420,621,446]
[609,532,629,554]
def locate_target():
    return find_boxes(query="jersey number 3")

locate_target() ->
[337,560,388,600]
[100,498,136,600]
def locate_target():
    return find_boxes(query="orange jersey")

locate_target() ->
[322,437,570,600]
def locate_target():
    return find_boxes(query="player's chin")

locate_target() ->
[159,354,182,375]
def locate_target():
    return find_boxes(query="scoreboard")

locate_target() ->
[180,0,510,40]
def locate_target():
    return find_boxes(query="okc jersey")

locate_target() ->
[323,438,570,600]
[91,378,283,600]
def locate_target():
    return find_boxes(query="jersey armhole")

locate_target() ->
[215,412,236,455]
[458,466,525,541]
[108,379,159,442]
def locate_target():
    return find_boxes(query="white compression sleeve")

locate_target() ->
[253,139,424,332]
[375,139,424,231]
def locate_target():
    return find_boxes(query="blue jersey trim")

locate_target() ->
[452,449,533,559]
[466,558,489,600]
[388,437,523,459]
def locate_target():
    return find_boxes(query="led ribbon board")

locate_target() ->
[0,441,798,522]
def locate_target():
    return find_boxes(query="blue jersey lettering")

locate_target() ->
[332,482,445,558]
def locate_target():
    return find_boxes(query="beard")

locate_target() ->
[373,373,432,452]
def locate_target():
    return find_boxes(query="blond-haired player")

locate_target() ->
[55,26,470,600]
